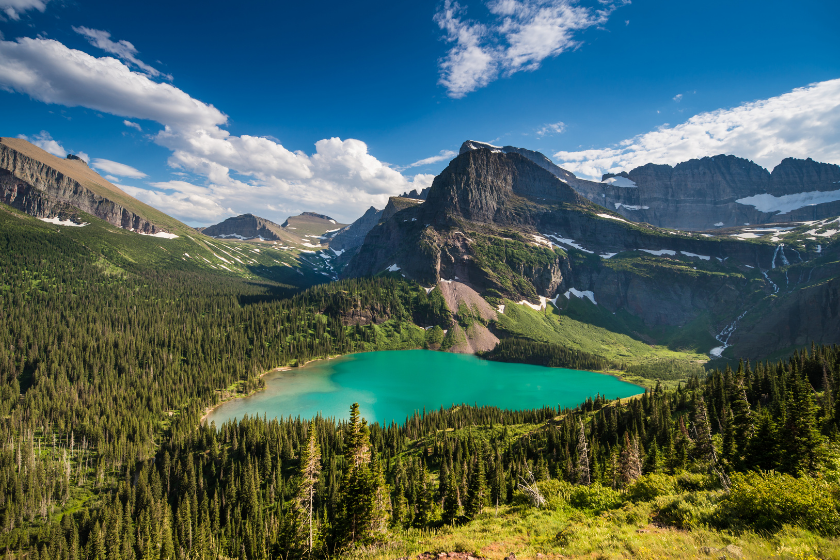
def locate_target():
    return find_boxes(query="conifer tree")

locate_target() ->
[465,451,486,520]
[284,420,322,559]
[576,420,590,485]
[442,470,460,525]
[618,433,642,486]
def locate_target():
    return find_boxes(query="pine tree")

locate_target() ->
[576,420,590,486]
[283,420,322,559]
[618,433,642,487]
[780,371,826,474]
[335,403,382,548]
[464,451,486,520]
[442,470,460,525]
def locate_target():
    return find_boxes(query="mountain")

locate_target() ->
[345,145,840,362]
[460,140,840,230]
[201,213,286,240]
[0,137,186,235]
[329,206,383,253]
[202,211,346,251]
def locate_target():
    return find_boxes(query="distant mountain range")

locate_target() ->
[2,135,838,363]
[460,140,840,230]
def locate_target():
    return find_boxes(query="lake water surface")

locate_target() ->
[205,350,642,426]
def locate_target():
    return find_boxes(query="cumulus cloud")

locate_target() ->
[435,0,628,98]
[119,181,233,222]
[73,27,170,80]
[0,35,434,223]
[17,131,65,157]
[91,158,147,179]
[124,120,142,131]
[403,150,458,169]
[673,93,682,102]
[536,121,566,136]
[0,0,48,21]
[554,78,840,179]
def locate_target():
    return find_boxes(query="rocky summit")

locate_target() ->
[460,140,840,230]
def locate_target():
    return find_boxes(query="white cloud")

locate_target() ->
[73,27,170,80]
[17,130,65,157]
[536,121,566,137]
[673,93,683,102]
[119,181,232,222]
[435,0,628,98]
[0,0,48,21]
[0,37,226,129]
[124,120,142,131]
[0,36,436,223]
[75,151,89,163]
[403,150,458,169]
[91,158,147,179]
[554,78,840,179]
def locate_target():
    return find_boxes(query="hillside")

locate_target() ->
[0,137,190,235]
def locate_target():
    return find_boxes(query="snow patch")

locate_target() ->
[613,203,649,211]
[730,232,761,239]
[714,222,724,227]
[564,288,597,305]
[599,252,618,259]
[39,216,88,227]
[386,264,400,272]
[331,248,345,257]
[640,249,676,256]
[543,233,594,254]
[518,297,548,311]
[744,265,754,269]
[497,304,505,314]
[680,251,710,260]
[135,229,178,239]
[817,244,822,253]
[736,189,840,214]
[597,213,629,223]
[603,176,637,188]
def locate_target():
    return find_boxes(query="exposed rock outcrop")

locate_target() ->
[0,137,169,234]
[329,206,383,253]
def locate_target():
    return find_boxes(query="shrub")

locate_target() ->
[627,473,677,502]
[714,471,840,535]
[657,492,718,529]
[675,471,715,492]
[569,483,623,512]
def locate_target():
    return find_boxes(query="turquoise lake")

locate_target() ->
[205,350,642,426]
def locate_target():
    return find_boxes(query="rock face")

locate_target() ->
[329,206,383,252]
[460,141,840,230]
[0,137,170,234]
[202,214,285,240]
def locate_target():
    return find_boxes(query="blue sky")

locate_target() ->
[1,0,839,224]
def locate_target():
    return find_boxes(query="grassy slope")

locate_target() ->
[493,299,710,387]
[0,204,331,292]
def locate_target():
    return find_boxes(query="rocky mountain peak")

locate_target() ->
[424,148,582,224]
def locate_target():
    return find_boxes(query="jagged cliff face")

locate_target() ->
[202,214,284,240]
[459,141,840,230]
[329,206,383,252]
[0,138,173,234]
[343,148,785,330]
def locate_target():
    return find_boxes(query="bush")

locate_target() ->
[569,483,623,513]
[657,492,718,529]
[714,471,840,535]
[675,471,716,492]
[535,479,574,509]
[627,473,677,502]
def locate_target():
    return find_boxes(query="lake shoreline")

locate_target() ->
[199,354,344,425]
[202,349,646,427]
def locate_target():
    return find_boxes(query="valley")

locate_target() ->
[0,136,839,559]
